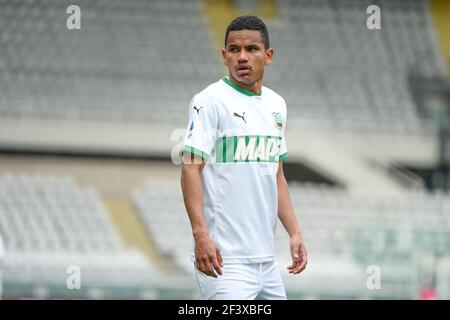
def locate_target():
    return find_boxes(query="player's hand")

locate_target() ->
[287,233,307,275]
[194,232,223,278]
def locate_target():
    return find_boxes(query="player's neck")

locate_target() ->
[228,74,263,95]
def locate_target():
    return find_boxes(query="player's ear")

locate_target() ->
[265,47,274,65]
[221,48,227,65]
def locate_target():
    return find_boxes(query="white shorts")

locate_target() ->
[194,261,287,300]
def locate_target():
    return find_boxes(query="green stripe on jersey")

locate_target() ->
[222,76,262,96]
[215,136,282,163]
[279,152,288,161]
[182,145,209,160]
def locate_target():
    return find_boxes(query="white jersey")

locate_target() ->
[182,76,288,264]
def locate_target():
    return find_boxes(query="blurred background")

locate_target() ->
[0,0,449,299]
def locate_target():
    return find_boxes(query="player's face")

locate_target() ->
[222,30,273,87]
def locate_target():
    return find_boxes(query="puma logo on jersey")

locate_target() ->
[193,106,203,114]
[233,112,246,123]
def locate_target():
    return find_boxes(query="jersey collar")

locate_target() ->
[222,76,262,97]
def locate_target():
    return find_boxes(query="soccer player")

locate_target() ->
[180,15,307,300]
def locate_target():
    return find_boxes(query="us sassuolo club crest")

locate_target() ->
[272,112,283,130]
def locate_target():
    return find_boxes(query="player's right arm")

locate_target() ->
[180,150,223,278]
[180,92,222,277]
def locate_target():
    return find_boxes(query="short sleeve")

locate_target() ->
[181,93,218,160]
[279,98,288,161]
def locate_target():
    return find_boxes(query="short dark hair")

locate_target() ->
[224,15,270,50]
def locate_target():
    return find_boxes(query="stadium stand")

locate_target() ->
[0,0,221,125]
[0,173,165,298]
[0,0,449,300]
[132,180,193,274]
[265,0,448,134]
[132,179,450,299]
[0,0,446,140]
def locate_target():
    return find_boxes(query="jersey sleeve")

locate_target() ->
[279,98,288,161]
[181,93,218,161]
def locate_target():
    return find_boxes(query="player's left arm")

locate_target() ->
[277,160,308,274]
